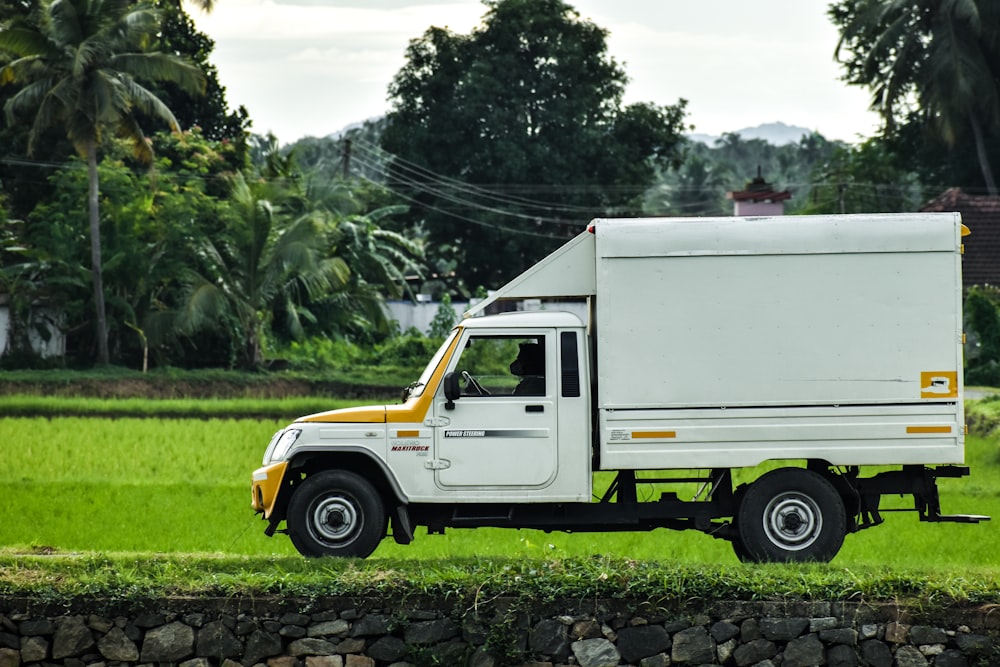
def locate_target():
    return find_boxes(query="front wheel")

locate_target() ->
[287,470,386,558]
[736,468,846,563]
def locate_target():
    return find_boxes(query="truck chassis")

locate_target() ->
[267,458,987,563]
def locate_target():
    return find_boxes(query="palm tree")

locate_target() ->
[176,173,350,368]
[0,0,204,364]
[831,0,1000,194]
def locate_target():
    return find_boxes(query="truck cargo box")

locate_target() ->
[594,214,963,410]
[591,214,965,469]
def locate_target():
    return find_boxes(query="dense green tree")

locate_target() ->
[0,1,241,223]
[642,132,842,217]
[24,130,236,367]
[172,172,347,368]
[147,1,249,143]
[965,286,1000,386]
[255,137,424,344]
[0,2,57,223]
[382,0,687,289]
[643,146,734,217]
[830,0,1000,194]
[288,207,424,345]
[798,138,921,214]
[0,0,204,364]
[0,198,63,363]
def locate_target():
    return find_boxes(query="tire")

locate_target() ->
[737,468,846,563]
[730,537,753,563]
[286,470,387,558]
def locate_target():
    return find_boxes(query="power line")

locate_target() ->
[349,152,585,227]
[350,138,608,215]
[351,169,578,241]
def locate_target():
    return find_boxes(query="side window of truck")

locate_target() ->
[455,335,546,396]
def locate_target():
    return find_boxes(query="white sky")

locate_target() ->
[185,0,882,144]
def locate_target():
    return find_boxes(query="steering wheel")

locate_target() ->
[461,370,490,396]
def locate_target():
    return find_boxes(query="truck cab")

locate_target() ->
[430,311,591,499]
[252,310,592,557]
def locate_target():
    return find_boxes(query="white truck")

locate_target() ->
[251,213,987,562]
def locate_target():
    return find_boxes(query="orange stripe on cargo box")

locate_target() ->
[631,431,676,439]
[906,425,952,434]
[396,430,420,437]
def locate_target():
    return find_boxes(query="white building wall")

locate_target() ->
[0,306,66,359]
[0,306,8,358]
[384,300,468,334]
[734,200,785,216]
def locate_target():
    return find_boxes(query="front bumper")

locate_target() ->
[251,461,289,518]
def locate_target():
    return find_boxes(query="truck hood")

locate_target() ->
[299,405,387,423]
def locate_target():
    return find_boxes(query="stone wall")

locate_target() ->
[0,596,997,667]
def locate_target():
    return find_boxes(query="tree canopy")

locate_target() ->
[8,0,998,371]
[381,0,687,289]
[0,0,205,364]
[830,0,1000,194]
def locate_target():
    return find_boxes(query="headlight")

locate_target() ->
[262,430,282,465]
[266,428,301,463]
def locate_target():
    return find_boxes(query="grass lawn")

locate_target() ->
[2,412,998,572]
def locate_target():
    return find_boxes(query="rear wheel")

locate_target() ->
[730,537,752,563]
[287,470,386,558]
[736,468,846,563]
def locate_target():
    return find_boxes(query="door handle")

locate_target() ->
[525,405,544,413]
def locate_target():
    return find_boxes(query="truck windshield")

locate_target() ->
[408,328,460,398]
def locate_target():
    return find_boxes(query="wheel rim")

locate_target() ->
[762,491,822,551]
[308,493,362,546]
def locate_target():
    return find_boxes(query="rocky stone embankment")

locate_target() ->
[0,597,996,667]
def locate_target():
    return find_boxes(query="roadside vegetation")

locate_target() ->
[2,551,998,607]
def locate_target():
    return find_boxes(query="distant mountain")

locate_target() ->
[688,121,812,147]
[326,116,384,140]
[325,118,811,148]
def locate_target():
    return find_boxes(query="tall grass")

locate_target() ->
[2,417,290,555]
[1,552,997,603]
[2,415,997,569]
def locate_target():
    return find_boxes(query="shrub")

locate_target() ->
[428,294,458,338]
[283,337,367,371]
[374,328,441,366]
[965,286,1000,386]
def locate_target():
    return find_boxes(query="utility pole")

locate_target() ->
[342,139,352,179]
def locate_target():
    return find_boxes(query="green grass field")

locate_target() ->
[2,412,998,570]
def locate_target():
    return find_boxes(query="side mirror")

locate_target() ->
[443,372,461,410]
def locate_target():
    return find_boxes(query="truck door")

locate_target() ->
[433,331,558,488]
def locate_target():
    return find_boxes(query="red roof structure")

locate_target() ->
[727,167,791,216]
[727,180,793,202]
[921,188,1000,287]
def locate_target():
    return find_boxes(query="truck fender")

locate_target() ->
[806,459,863,528]
[276,447,410,525]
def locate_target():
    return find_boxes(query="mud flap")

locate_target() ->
[391,504,414,544]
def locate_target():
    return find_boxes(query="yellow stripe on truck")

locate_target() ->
[632,431,677,439]
[387,331,464,424]
[906,425,953,434]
